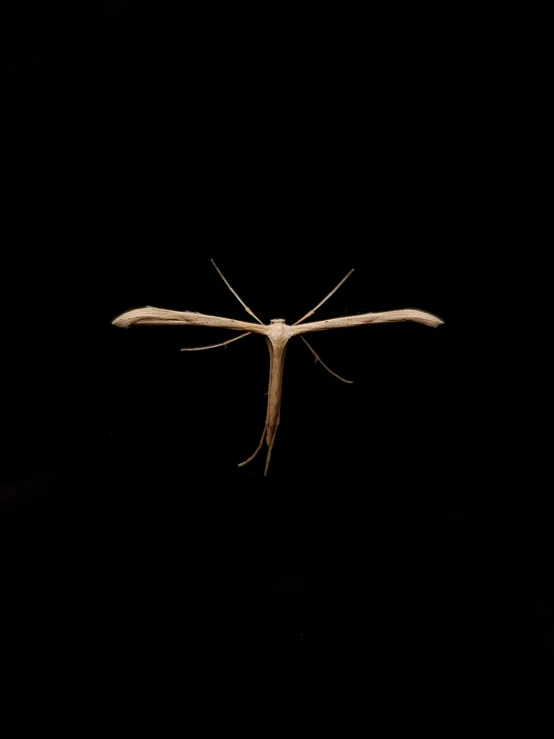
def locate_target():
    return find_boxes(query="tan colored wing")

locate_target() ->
[112,306,267,334]
[290,309,443,335]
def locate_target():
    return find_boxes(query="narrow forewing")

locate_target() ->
[112,306,267,334]
[291,309,443,334]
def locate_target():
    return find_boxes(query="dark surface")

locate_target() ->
[3,8,546,737]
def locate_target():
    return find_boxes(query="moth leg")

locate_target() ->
[211,259,264,325]
[293,268,355,326]
[299,336,353,384]
[180,332,251,351]
[238,424,267,467]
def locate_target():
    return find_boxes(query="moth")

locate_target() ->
[113,261,443,475]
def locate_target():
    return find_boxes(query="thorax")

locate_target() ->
[267,318,293,348]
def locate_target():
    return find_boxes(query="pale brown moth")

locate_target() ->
[113,261,443,475]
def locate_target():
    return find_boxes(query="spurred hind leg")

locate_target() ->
[238,423,267,468]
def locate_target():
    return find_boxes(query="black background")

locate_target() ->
[3,6,548,737]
